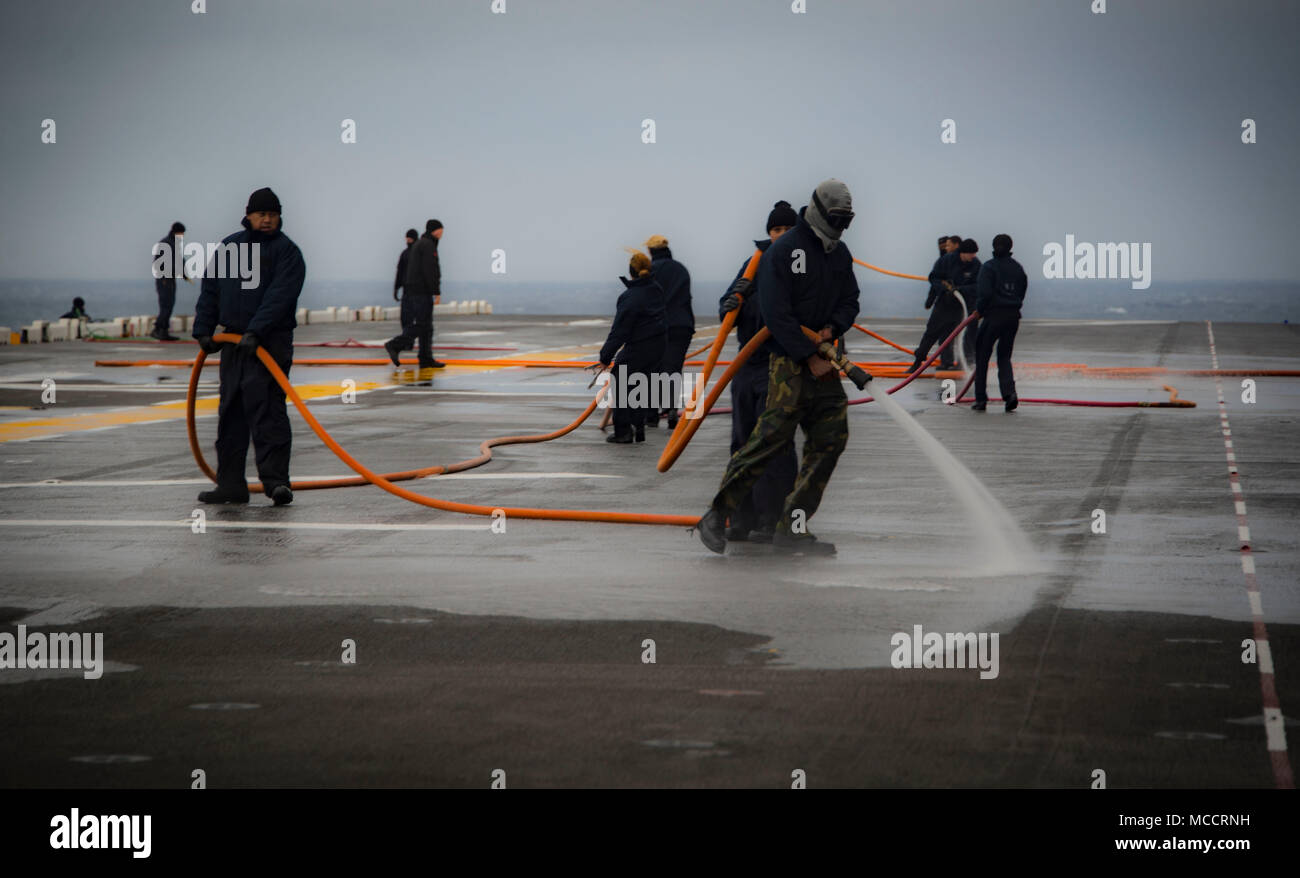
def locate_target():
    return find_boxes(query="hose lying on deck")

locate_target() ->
[188,333,700,526]
[182,254,1208,522]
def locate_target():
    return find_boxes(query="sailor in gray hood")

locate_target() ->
[696,179,861,556]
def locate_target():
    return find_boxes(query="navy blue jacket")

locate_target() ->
[404,233,441,297]
[719,240,771,367]
[756,218,860,362]
[154,233,187,290]
[950,255,983,304]
[649,246,693,332]
[975,255,1028,314]
[394,242,413,295]
[599,274,667,365]
[192,217,306,340]
[925,252,957,309]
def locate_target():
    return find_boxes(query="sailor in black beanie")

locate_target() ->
[393,228,419,343]
[385,219,445,370]
[911,237,979,372]
[715,200,799,542]
[192,186,306,506]
[971,233,1028,412]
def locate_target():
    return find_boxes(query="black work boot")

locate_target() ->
[725,526,750,542]
[695,507,727,554]
[1005,395,1019,413]
[269,484,294,506]
[771,529,836,556]
[749,525,775,544]
[634,426,645,443]
[197,487,250,504]
[384,340,402,368]
[971,401,987,411]
[606,431,634,444]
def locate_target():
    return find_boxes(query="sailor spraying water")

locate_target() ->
[697,179,861,556]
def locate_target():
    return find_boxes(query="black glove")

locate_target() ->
[236,331,260,354]
[394,289,401,302]
[196,336,222,355]
[924,291,938,310]
[721,293,741,313]
[729,276,753,298]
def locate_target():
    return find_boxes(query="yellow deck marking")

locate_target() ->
[0,342,599,442]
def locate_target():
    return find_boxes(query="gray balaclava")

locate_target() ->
[804,178,853,253]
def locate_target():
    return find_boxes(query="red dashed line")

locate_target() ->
[1206,321,1293,789]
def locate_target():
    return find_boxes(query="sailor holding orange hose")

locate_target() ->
[598,249,667,444]
[192,187,306,506]
[716,200,799,543]
[697,180,860,556]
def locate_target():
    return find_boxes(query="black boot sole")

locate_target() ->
[772,540,837,556]
[197,491,249,504]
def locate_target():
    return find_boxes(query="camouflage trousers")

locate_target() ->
[711,354,849,530]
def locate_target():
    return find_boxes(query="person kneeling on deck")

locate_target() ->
[192,187,307,506]
[716,200,799,543]
[598,249,667,444]
[697,179,861,556]
[971,233,1028,413]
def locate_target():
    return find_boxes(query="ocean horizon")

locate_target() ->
[1,278,1295,329]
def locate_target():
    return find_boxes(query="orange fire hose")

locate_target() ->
[656,250,761,468]
[183,250,1220,517]
[852,258,927,281]
[852,323,915,355]
[187,333,699,526]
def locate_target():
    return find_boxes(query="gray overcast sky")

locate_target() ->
[1,0,1296,285]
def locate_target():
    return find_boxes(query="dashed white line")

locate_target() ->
[0,519,486,532]
[1206,320,1291,788]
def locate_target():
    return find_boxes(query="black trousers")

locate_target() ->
[388,293,434,367]
[655,326,695,417]
[728,359,797,533]
[973,309,1020,404]
[612,337,665,435]
[154,279,176,335]
[913,292,975,368]
[215,334,293,496]
[398,292,413,332]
